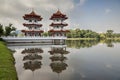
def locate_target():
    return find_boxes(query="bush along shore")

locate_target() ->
[0,41,18,80]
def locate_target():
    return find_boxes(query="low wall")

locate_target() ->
[2,36,67,43]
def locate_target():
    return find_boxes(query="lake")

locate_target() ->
[7,40,120,80]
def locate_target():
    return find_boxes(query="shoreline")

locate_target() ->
[66,38,120,40]
[0,41,18,80]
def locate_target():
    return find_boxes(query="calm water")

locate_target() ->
[8,40,120,80]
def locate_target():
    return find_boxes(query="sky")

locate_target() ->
[0,0,120,32]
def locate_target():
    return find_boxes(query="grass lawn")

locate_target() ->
[0,41,18,80]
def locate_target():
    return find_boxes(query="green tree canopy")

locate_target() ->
[0,24,4,37]
[5,23,16,36]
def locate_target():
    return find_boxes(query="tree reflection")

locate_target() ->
[66,40,99,48]
[49,45,69,74]
[21,48,43,71]
[104,39,114,47]
[66,39,120,48]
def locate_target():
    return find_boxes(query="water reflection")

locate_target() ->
[7,40,120,80]
[49,45,69,74]
[66,40,99,48]
[66,39,120,48]
[22,48,43,71]
[105,40,114,47]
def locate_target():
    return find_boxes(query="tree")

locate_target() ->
[106,30,114,38]
[5,23,16,36]
[100,33,106,39]
[75,28,81,38]
[0,24,4,37]
[42,32,49,37]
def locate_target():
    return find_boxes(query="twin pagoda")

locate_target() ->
[22,10,69,37]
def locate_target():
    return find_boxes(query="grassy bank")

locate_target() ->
[0,41,17,80]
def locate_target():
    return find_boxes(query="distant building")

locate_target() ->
[22,10,44,36]
[49,10,69,37]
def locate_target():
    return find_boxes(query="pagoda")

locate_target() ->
[22,10,44,36]
[49,10,69,37]
[22,48,43,71]
[48,46,69,73]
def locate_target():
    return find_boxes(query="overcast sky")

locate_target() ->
[0,0,120,32]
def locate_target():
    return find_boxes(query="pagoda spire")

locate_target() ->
[32,8,34,12]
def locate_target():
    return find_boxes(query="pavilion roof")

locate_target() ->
[23,10,42,21]
[50,10,68,20]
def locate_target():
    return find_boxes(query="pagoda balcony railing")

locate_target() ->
[24,28,44,31]
[52,22,67,24]
[24,22,42,25]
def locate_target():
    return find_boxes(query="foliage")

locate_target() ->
[5,23,16,36]
[42,32,49,37]
[66,29,100,39]
[0,24,4,37]
[66,40,99,49]
[106,30,114,38]
[66,29,120,39]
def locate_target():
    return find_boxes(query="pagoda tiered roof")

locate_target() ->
[22,30,44,33]
[50,10,68,20]
[22,48,43,54]
[23,54,42,61]
[50,56,67,62]
[49,29,70,32]
[24,61,42,71]
[50,23,68,27]
[23,23,42,27]
[23,11,42,21]
[50,62,68,73]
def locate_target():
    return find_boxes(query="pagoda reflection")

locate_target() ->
[21,48,43,71]
[49,45,69,74]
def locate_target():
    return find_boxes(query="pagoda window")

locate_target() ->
[34,20,37,22]
[35,27,37,29]
[57,33,59,36]
[61,19,63,22]
[29,27,32,30]
[35,33,37,36]
[29,20,32,22]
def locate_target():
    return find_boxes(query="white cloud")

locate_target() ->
[77,0,86,6]
[105,8,112,14]
[80,0,86,6]
[0,0,75,30]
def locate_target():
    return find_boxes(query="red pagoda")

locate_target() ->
[49,10,69,37]
[22,10,44,36]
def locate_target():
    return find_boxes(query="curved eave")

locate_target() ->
[50,56,67,61]
[23,16,42,21]
[50,17,68,20]
[49,30,70,32]
[50,23,68,27]
[23,23,42,27]
[21,30,44,33]
[49,51,69,55]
